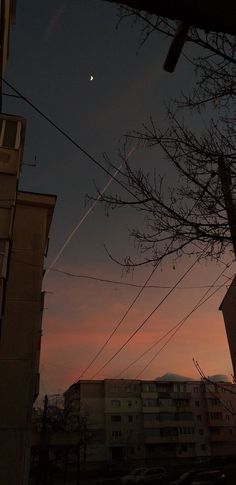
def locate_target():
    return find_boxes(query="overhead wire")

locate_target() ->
[75,168,220,381]
[88,254,203,381]
[114,266,232,379]
[50,266,234,290]
[2,77,147,206]
[86,171,224,380]
[4,79,233,386]
[134,262,233,379]
[75,262,160,380]
[9,254,235,291]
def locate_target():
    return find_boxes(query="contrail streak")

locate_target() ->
[44,148,135,279]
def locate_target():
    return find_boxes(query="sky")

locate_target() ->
[5,0,235,397]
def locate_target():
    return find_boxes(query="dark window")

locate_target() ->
[111,399,120,408]
[128,415,133,422]
[111,415,121,422]
[3,120,18,148]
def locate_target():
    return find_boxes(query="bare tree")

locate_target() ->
[95,8,236,268]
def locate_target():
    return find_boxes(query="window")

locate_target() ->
[144,413,156,421]
[197,415,202,421]
[195,400,200,407]
[128,400,132,407]
[210,427,220,435]
[144,428,161,437]
[111,415,121,422]
[160,427,178,437]
[0,239,10,278]
[142,382,156,393]
[143,399,159,407]
[199,429,204,435]
[159,413,175,421]
[176,412,193,421]
[112,430,121,437]
[179,427,195,435]
[175,399,189,408]
[201,444,206,451]
[0,119,22,149]
[111,399,121,408]
[128,415,133,423]
[208,412,222,420]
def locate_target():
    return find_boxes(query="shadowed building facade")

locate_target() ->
[0,191,56,484]
[219,275,236,380]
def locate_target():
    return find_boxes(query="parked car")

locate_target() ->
[121,468,147,485]
[191,469,227,484]
[121,466,167,484]
[171,470,200,485]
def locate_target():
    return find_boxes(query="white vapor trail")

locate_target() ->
[44,147,135,279]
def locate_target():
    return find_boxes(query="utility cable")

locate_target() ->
[50,266,234,290]
[88,254,202,381]
[9,255,235,291]
[76,173,217,381]
[133,263,232,379]
[2,77,147,206]
[114,276,227,379]
[75,262,160,380]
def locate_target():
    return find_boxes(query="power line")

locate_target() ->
[75,262,159,380]
[2,77,147,205]
[75,176,230,381]
[134,265,231,379]
[10,254,235,291]
[136,276,230,378]
[74,173,220,382]
[50,266,234,290]
[88,254,202,381]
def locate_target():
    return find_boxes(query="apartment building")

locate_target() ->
[0,190,56,485]
[64,378,236,465]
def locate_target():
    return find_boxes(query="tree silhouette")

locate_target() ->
[96,8,236,268]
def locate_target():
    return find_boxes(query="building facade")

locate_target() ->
[64,378,236,465]
[219,275,236,380]
[0,190,56,485]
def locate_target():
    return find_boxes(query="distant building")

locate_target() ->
[219,276,236,380]
[64,378,236,465]
[0,190,56,485]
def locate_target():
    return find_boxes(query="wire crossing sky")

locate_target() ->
[4,1,234,395]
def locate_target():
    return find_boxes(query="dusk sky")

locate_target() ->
[5,1,235,398]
